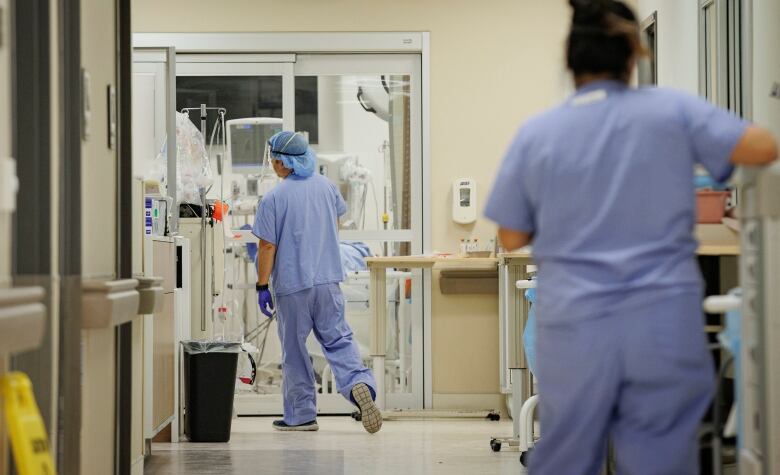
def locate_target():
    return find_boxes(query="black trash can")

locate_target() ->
[182,341,241,442]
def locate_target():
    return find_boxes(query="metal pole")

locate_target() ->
[200,188,207,333]
[199,103,207,139]
[199,104,208,334]
[166,47,178,234]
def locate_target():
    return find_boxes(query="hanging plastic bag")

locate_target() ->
[155,112,214,206]
[236,343,259,391]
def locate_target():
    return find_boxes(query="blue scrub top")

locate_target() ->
[253,174,347,296]
[485,81,748,323]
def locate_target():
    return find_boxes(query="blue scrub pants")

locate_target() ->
[530,291,714,475]
[275,283,377,425]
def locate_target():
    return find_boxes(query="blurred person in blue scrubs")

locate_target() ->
[485,1,778,473]
[252,131,382,434]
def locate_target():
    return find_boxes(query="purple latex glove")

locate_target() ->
[258,288,274,318]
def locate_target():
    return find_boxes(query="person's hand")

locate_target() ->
[257,287,274,318]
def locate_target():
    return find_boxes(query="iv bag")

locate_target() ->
[155,112,214,206]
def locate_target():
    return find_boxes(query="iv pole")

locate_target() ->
[181,104,227,334]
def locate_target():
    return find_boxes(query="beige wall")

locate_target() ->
[132,0,572,251]
[132,0,573,401]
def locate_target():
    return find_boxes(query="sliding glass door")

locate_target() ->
[295,54,424,410]
[172,52,424,412]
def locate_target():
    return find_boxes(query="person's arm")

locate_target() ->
[731,125,779,167]
[485,127,537,250]
[680,92,777,180]
[256,239,277,286]
[498,228,533,252]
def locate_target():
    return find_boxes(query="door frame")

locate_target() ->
[175,58,296,133]
[699,0,730,107]
[174,52,424,411]
[58,0,84,472]
[294,52,423,410]
[133,32,434,408]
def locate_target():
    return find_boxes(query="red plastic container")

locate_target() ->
[696,190,730,224]
[212,200,229,222]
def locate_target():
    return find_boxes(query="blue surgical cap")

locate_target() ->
[268,131,317,178]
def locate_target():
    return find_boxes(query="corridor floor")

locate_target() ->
[144,416,523,475]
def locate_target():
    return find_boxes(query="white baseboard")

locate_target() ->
[131,456,144,475]
[234,393,354,416]
[432,393,508,417]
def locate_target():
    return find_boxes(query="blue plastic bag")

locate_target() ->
[523,287,537,375]
[694,173,729,191]
[242,224,258,263]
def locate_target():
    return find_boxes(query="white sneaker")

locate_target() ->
[351,383,382,434]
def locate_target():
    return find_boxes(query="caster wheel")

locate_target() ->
[490,439,502,452]
[351,410,362,422]
[520,449,533,467]
[487,412,501,422]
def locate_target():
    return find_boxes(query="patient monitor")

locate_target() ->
[226,118,283,175]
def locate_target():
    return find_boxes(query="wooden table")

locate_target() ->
[364,256,498,409]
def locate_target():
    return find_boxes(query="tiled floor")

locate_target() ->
[145,416,523,475]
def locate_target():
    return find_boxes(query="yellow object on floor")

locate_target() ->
[1,372,55,475]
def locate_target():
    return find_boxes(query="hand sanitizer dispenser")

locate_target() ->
[453,178,477,224]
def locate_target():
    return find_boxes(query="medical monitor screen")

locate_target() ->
[230,122,283,170]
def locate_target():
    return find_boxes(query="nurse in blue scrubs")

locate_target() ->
[485,1,778,473]
[253,131,382,434]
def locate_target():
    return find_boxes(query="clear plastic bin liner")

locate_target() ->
[523,287,537,376]
[181,340,242,354]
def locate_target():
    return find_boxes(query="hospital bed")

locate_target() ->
[308,270,413,397]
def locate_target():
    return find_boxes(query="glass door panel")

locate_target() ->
[173,54,425,412]
[295,54,424,409]
[175,59,292,404]
[295,74,412,238]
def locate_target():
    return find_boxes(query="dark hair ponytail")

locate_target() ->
[567,0,642,81]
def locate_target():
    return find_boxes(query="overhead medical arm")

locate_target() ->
[498,227,532,252]
[731,125,779,167]
[257,239,277,286]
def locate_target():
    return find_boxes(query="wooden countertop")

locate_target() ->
[364,256,498,270]
[497,251,533,259]
[697,244,740,256]
[500,237,739,259]
[500,246,739,258]
[366,228,739,271]
[696,224,740,255]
